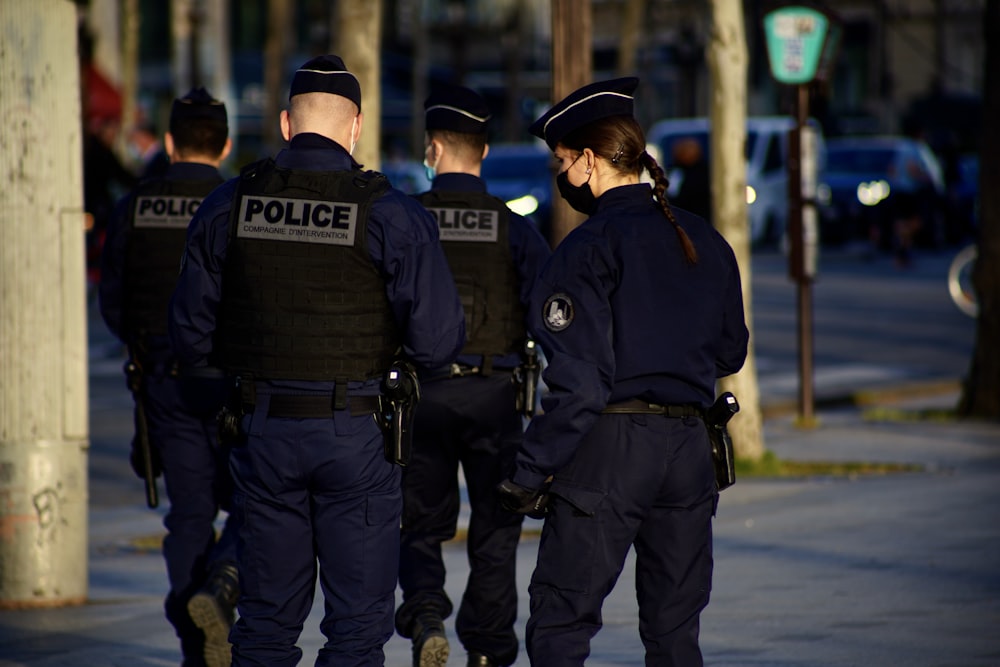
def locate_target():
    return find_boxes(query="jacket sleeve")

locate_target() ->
[97,194,133,342]
[715,239,749,377]
[168,180,237,367]
[508,213,552,312]
[512,233,617,489]
[367,189,466,368]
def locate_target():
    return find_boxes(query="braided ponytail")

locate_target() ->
[640,151,698,265]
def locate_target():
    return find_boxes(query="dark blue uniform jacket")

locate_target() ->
[513,183,748,490]
[100,161,222,360]
[424,172,552,371]
[168,134,466,394]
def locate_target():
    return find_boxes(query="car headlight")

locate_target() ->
[507,194,539,217]
[746,185,757,205]
[857,180,890,207]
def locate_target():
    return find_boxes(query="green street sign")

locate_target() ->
[763,6,834,84]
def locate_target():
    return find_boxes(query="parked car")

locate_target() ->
[646,116,826,246]
[481,142,554,239]
[821,136,946,247]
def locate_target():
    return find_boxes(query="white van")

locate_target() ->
[647,116,825,246]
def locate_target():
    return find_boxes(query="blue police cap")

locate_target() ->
[529,77,639,149]
[424,83,492,134]
[289,55,362,112]
[169,87,227,133]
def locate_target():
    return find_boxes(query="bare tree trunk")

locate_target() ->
[335,0,383,171]
[707,0,764,461]
[0,0,89,607]
[549,0,591,247]
[958,0,1000,418]
[616,0,645,77]
[263,0,293,155]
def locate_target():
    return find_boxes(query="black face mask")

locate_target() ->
[556,169,597,215]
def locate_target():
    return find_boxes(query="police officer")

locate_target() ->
[395,84,551,667]
[168,55,466,667]
[99,87,239,667]
[496,78,749,666]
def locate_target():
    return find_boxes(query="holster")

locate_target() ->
[705,392,739,491]
[377,361,421,467]
[513,339,540,417]
[124,351,159,509]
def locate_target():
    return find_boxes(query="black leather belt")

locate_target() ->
[266,394,380,418]
[602,399,703,418]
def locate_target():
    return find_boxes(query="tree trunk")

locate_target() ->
[958,0,1000,418]
[118,0,138,155]
[263,0,293,155]
[707,0,764,461]
[335,0,383,172]
[616,0,645,77]
[549,0,591,247]
[0,0,89,607]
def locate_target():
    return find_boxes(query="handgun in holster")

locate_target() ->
[705,392,739,491]
[377,361,421,467]
[513,339,540,417]
[216,375,249,444]
[124,351,159,509]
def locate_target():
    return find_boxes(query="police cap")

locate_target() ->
[529,77,638,149]
[169,87,227,134]
[289,54,362,112]
[424,83,492,135]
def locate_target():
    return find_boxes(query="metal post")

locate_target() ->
[790,84,816,428]
[0,0,90,607]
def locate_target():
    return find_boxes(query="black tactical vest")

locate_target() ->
[417,189,525,357]
[123,175,223,339]
[215,160,400,382]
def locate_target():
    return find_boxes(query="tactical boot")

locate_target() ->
[466,651,497,667]
[187,562,239,667]
[411,611,449,667]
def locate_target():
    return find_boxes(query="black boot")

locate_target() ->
[411,611,449,667]
[466,651,497,667]
[187,562,239,667]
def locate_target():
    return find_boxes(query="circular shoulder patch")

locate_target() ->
[542,293,575,332]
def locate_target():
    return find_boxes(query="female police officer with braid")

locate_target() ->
[497,78,749,666]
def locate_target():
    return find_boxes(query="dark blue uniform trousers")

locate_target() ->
[228,396,401,667]
[143,371,238,659]
[397,373,525,666]
[526,413,717,667]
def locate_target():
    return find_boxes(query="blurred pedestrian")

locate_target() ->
[395,84,551,667]
[99,87,239,667]
[670,135,711,221]
[169,55,466,666]
[497,77,749,667]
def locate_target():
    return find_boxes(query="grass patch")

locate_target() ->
[736,450,922,478]
[861,406,959,423]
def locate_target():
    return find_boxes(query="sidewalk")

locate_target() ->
[1,309,998,665]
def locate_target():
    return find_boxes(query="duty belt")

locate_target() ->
[602,399,703,418]
[265,394,380,418]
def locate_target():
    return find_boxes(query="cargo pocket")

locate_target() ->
[363,491,402,597]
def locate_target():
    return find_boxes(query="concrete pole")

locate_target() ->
[0,0,90,607]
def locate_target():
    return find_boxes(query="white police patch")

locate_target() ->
[543,293,574,332]
[134,196,202,228]
[236,195,357,246]
[427,207,499,242]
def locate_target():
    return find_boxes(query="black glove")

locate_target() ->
[496,478,549,519]
[129,437,162,480]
